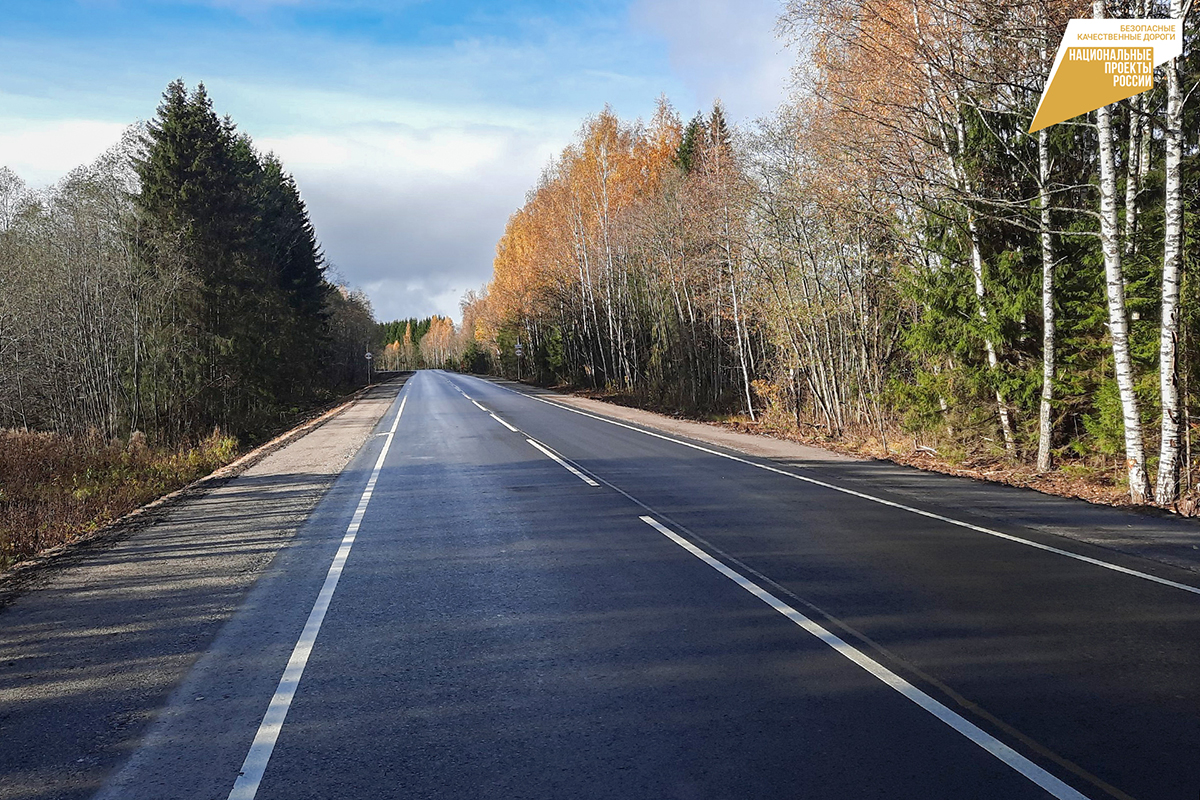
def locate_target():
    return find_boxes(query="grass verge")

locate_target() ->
[0,429,239,570]
[558,383,1197,515]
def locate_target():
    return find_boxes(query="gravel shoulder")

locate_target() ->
[0,380,403,800]
[495,379,1200,578]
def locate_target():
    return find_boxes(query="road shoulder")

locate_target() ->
[486,377,1200,578]
[0,380,403,800]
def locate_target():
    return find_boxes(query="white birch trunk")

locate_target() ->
[912,1,1013,453]
[1155,0,1186,504]
[1095,0,1152,503]
[728,258,756,421]
[1123,0,1147,258]
[1037,126,1056,473]
[1124,92,1142,258]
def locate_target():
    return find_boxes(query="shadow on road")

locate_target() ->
[0,379,403,800]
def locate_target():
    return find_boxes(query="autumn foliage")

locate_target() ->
[477,100,773,413]
[472,0,1200,507]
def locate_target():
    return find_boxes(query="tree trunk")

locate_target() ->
[1095,0,1151,503]
[1155,0,1186,504]
[1036,126,1056,473]
[1124,92,1142,258]
[728,259,756,421]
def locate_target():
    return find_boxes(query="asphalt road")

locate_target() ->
[13,370,1200,799]
[0,383,402,800]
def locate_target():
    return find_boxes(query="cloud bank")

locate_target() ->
[0,0,795,322]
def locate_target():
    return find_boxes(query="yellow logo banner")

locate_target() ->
[1030,19,1183,133]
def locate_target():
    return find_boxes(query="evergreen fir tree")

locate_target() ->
[676,114,707,174]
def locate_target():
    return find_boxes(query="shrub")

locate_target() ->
[0,429,239,570]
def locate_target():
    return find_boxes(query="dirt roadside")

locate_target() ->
[0,379,403,800]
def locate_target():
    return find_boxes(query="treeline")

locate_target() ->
[376,307,488,372]
[0,80,376,445]
[471,0,1198,506]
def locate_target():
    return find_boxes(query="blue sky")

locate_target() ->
[0,0,793,322]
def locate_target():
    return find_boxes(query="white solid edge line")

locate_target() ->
[490,412,519,433]
[639,515,1093,800]
[227,391,408,800]
[526,438,600,486]
[477,379,1200,598]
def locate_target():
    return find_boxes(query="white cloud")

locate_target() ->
[0,4,709,323]
[630,0,793,121]
[0,119,128,186]
[361,278,476,325]
[274,118,562,321]
[259,123,526,179]
[258,134,352,168]
[249,98,570,322]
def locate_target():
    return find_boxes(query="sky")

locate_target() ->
[0,0,794,323]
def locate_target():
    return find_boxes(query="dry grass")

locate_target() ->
[509,381,1200,515]
[715,413,1183,512]
[0,429,238,570]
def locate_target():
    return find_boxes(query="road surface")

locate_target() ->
[4,370,1200,799]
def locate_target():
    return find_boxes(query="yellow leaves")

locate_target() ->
[378,339,404,371]
[640,96,684,187]
[484,100,690,339]
[459,288,493,347]
[797,0,1091,186]
[491,204,554,324]
[472,95,731,381]
[417,315,457,367]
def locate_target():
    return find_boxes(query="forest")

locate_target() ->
[1,80,378,442]
[469,0,1199,508]
[0,80,376,565]
[374,314,485,372]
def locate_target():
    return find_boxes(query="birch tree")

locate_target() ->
[1093,0,1152,502]
[1155,0,1193,503]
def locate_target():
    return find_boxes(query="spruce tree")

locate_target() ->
[676,114,707,174]
[135,80,336,438]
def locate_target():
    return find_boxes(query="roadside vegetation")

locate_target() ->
[467,0,1200,510]
[374,313,490,373]
[0,80,377,569]
[0,428,236,569]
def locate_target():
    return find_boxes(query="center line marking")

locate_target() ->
[476,378,1200,597]
[639,515,1092,800]
[228,390,408,800]
[527,438,599,486]
[490,413,519,432]
[471,399,487,411]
